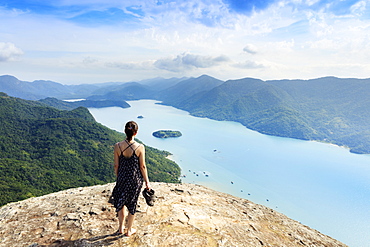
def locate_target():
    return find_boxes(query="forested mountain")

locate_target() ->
[156,75,224,105]
[84,75,222,102]
[87,82,155,101]
[0,75,73,100]
[174,77,370,154]
[0,93,180,206]
[0,75,104,100]
[138,76,189,91]
[39,97,130,110]
[2,74,370,154]
[177,78,310,137]
[0,75,148,100]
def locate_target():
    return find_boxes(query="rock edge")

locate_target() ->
[0,182,347,247]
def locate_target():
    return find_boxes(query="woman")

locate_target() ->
[112,121,150,236]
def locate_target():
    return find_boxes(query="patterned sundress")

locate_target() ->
[112,141,143,215]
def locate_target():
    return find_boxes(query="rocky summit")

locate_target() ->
[0,182,346,247]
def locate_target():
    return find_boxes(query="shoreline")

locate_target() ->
[88,101,370,247]
[158,101,369,155]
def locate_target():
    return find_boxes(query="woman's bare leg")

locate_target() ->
[126,213,136,236]
[118,208,125,234]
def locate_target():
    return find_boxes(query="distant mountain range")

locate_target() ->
[1,74,370,154]
[38,97,130,110]
[0,75,188,100]
[176,77,370,154]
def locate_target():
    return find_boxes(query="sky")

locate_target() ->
[1,0,370,85]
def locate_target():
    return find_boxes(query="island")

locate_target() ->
[153,130,182,138]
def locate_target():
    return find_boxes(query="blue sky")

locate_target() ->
[1,0,370,84]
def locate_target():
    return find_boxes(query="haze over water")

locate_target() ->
[89,100,370,247]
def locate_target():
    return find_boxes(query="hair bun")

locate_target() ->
[124,121,138,141]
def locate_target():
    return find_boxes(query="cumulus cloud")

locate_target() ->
[0,42,23,62]
[243,44,258,54]
[154,53,230,72]
[98,53,230,73]
[2,0,370,83]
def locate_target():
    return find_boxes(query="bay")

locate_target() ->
[89,100,370,247]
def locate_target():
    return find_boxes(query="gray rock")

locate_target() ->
[0,183,347,247]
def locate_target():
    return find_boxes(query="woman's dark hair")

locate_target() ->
[125,121,138,141]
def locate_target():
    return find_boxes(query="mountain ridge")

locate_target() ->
[1,74,370,154]
[168,76,370,153]
[156,74,224,105]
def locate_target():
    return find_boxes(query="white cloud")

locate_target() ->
[1,0,370,83]
[0,42,23,62]
[153,53,230,72]
[350,1,368,16]
[232,60,265,69]
[243,44,258,54]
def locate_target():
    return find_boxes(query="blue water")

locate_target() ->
[89,100,370,247]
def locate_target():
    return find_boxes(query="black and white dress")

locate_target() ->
[112,141,143,215]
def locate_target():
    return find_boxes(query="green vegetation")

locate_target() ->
[3,74,370,154]
[0,93,180,206]
[169,77,370,154]
[39,97,130,110]
[153,130,182,138]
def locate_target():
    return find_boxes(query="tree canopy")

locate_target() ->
[0,93,180,206]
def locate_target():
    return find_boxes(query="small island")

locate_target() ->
[153,130,182,139]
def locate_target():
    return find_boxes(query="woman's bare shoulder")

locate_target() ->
[115,141,127,149]
[135,143,145,154]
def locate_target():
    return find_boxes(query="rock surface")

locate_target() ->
[0,182,346,247]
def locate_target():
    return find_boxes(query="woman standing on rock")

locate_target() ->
[112,121,150,236]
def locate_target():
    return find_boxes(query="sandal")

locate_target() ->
[142,188,155,206]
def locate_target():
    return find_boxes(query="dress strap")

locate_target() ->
[117,143,123,154]
[133,143,141,154]
[118,141,136,155]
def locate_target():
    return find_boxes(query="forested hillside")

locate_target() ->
[173,77,370,154]
[0,93,180,206]
[87,82,154,101]
[2,74,370,154]
[39,97,130,110]
[156,75,224,105]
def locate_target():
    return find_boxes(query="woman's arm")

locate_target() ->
[138,144,150,189]
[113,143,120,177]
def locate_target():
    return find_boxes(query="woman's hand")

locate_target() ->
[145,182,151,190]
